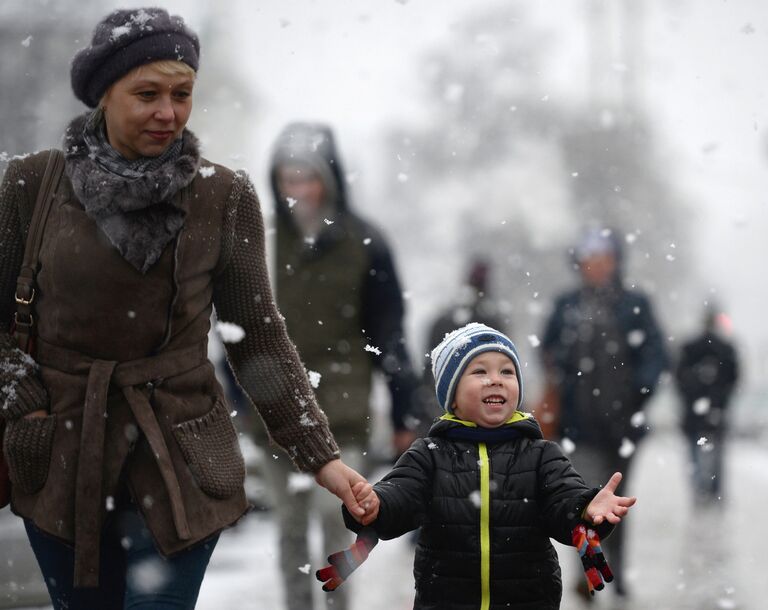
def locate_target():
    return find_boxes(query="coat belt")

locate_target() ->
[35,338,209,588]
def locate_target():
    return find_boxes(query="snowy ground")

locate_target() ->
[3,395,768,609]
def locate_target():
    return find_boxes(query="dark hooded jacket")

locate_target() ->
[266,122,419,444]
[675,331,738,437]
[542,282,668,449]
[345,413,606,610]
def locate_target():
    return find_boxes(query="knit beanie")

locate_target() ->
[71,7,200,108]
[431,323,524,414]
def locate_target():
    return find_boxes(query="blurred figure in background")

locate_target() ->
[255,122,420,610]
[674,305,739,504]
[418,258,508,427]
[541,227,668,599]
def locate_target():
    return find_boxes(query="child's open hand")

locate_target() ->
[352,481,380,525]
[585,472,637,525]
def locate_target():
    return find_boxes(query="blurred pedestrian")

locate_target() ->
[418,257,508,428]
[255,121,420,610]
[323,323,636,609]
[674,305,739,503]
[540,227,668,598]
[0,8,373,609]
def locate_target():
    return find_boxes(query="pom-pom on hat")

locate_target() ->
[431,323,524,413]
[71,7,200,108]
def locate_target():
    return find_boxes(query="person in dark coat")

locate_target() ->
[675,306,739,502]
[540,227,668,597]
[252,121,420,610]
[0,9,374,609]
[339,324,636,610]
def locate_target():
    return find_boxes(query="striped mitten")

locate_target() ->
[572,524,614,595]
[316,528,379,592]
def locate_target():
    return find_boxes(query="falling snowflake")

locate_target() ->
[308,370,321,389]
[199,166,216,178]
[618,437,636,458]
[693,397,711,415]
[216,321,245,344]
[364,344,382,356]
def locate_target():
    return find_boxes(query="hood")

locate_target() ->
[270,122,350,229]
[428,411,544,442]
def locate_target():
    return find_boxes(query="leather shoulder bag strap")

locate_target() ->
[14,149,66,353]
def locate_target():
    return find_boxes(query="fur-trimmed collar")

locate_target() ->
[63,113,201,273]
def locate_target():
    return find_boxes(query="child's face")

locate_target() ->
[452,352,519,428]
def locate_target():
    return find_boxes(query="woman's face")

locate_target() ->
[101,63,194,160]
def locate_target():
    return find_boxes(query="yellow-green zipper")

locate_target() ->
[479,442,490,610]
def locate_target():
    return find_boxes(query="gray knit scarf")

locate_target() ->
[64,111,201,273]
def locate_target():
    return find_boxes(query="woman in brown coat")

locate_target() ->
[0,8,374,609]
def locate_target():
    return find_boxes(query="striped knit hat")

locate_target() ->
[431,323,524,414]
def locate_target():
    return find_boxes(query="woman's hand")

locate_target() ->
[315,459,377,523]
[585,472,637,525]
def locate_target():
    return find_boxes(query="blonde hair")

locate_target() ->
[135,60,196,79]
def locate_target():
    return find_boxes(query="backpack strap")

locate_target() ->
[14,149,66,353]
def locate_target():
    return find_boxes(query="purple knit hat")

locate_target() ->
[71,7,200,108]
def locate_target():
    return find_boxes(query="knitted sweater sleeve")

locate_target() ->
[0,160,50,421]
[212,172,340,472]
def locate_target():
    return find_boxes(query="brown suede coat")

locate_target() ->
[1,149,339,587]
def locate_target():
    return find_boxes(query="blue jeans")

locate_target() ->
[24,503,218,609]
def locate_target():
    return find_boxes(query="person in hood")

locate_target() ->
[336,323,636,609]
[254,122,420,610]
[0,8,374,609]
[674,305,739,503]
[541,227,668,598]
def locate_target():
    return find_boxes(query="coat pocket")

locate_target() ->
[172,400,245,500]
[3,414,56,495]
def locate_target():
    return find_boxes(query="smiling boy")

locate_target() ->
[332,323,636,610]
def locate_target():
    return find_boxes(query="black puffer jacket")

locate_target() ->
[346,413,606,609]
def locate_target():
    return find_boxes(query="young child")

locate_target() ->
[318,323,636,609]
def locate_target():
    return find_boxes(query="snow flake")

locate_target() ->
[697,436,708,447]
[363,237,372,245]
[630,411,646,428]
[105,496,115,511]
[397,172,409,183]
[287,197,297,209]
[298,564,311,575]
[308,370,322,389]
[560,437,575,455]
[298,412,317,427]
[627,329,646,347]
[427,441,438,450]
[364,344,382,356]
[323,218,334,225]
[199,166,216,178]
[618,437,636,458]
[693,397,711,415]
[21,36,32,47]
[287,472,314,494]
[468,490,481,508]
[216,321,246,344]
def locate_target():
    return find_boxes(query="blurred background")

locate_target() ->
[1,0,767,608]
